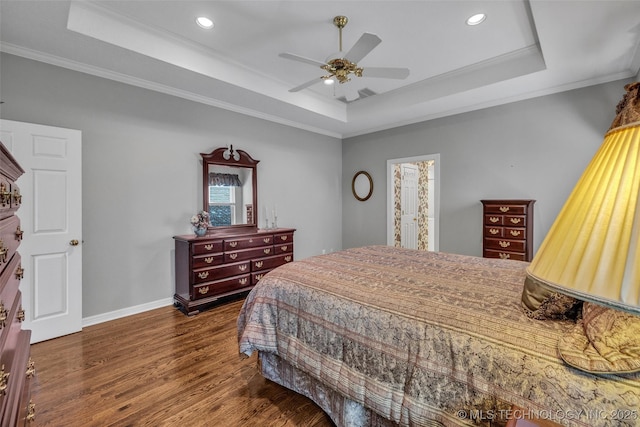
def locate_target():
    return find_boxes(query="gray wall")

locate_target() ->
[0,53,342,318]
[342,80,630,256]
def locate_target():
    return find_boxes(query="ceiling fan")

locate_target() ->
[279,16,410,94]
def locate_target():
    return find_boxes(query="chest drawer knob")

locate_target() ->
[489,217,499,223]
[239,278,248,285]
[16,265,24,280]
[15,225,23,241]
[499,206,510,212]
[239,265,247,272]
[510,230,521,237]
[255,261,264,268]
[285,255,292,262]
[263,238,271,244]
[17,305,25,322]
[204,257,214,264]
[256,274,264,281]
[499,253,510,259]
[489,228,499,235]
[204,244,214,251]
[229,241,238,247]
[0,241,7,263]
[0,301,6,329]
[0,184,10,207]
[510,218,522,224]
[263,248,271,254]
[13,189,22,205]
[499,241,510,248]
[198,271,209,279]
[198,286,209,295]
[229,253,238,260]
[280,235,288,241]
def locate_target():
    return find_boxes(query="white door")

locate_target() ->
[400,163,419,249]
[0,119,82,343]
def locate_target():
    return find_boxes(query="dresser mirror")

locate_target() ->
[201,146,259,231]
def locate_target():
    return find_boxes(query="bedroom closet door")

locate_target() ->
[0,119,83,343]
[400,163,419,249]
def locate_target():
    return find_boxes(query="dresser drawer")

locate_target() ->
[0,216,21,272]
[504,227,526,240]
[483,204,528,215]
[192,261,250,284]
[252,269,272,284]
[192,253,224,269]
[274,243,293,254]
[252,253,294,271]
[484,238,526,253]
[225,246,275,263]
[192,240,223,255]
[273,232,293,244]
[484,226,503,237]
[224,235,272,251]
[484,215,504,226]
[484,249,527,261]
[193,274,251,299]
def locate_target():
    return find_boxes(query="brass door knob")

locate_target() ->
[70,239,79,246]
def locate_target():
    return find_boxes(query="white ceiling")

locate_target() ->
[1,1,640,139]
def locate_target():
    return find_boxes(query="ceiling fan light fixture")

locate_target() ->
[196,16,214,29]
[466,13,486,26]
[323,78,335,86]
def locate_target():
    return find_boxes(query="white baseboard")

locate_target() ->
[82,297,175,328]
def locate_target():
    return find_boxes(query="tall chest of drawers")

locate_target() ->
[174,228,295,315]
[0,143,35,425]
[481,200,535,262]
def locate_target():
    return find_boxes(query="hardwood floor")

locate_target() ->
[29,299,334,426]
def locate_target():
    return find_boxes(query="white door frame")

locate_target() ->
[387,154,440,251]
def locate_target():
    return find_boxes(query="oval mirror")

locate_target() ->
[352,171,373,201]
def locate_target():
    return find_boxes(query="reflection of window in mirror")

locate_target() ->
[209,186,236,226]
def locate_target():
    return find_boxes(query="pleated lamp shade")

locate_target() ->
[525,82,640,315]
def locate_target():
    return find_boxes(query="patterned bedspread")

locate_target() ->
[237,246,640,427]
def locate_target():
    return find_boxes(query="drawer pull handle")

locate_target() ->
[489,217,499,223]
[264,248,271,254]
[204,244,213,250]
[198,286,209,295]
[499,253,510,259]
[239,265,247,271]
[489,228,499,235]
[239,278,248,285]
[285,256,292,262]
[510,218,522,224]
[499,241,510,248]
[256,274,264,281]
[255,261,264,268]
[198,271,209,279]
[0,301,6,329]
[229,253,238,260]
[0,365,9,396]
[17,305,25,322]
[13,189,22,205]
[26,400,35,422]
[281,245,288,251]
[15,225,23,241]
[0,184,10,207]
[510,230,521,237]
[16,265,24,280]
[499,206,510,212]
[280,235,288,241]
[229,241,238,247]
[26,358,35,379]
[263,238,271,244]
[0,240,7,264]
[204,257,214,264]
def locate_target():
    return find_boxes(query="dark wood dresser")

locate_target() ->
[174,227,295,315]
[481,199,535,262]
[0,143,35,425]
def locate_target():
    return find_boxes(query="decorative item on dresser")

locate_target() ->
[0,142,35,425]
[174,228,295,315]
[481,199,535,261]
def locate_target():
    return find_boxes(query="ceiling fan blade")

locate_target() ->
[361,67,410,79]
[279,52,327,68]
[344,33,381,63]
[289,77,323,92]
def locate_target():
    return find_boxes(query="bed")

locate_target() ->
[237,245,640,427]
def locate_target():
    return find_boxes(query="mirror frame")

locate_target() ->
[352,170,373,201]
[201,147,259,232]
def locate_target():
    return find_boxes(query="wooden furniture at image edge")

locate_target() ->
[481,199,535,262]
[0,142,35,425]
[174,228,295,315]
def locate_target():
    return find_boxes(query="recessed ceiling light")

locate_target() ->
[323,78,334,86]
[466,13,486,26]
[196,16,214,29]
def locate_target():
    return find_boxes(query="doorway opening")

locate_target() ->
[386,154,440,251]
